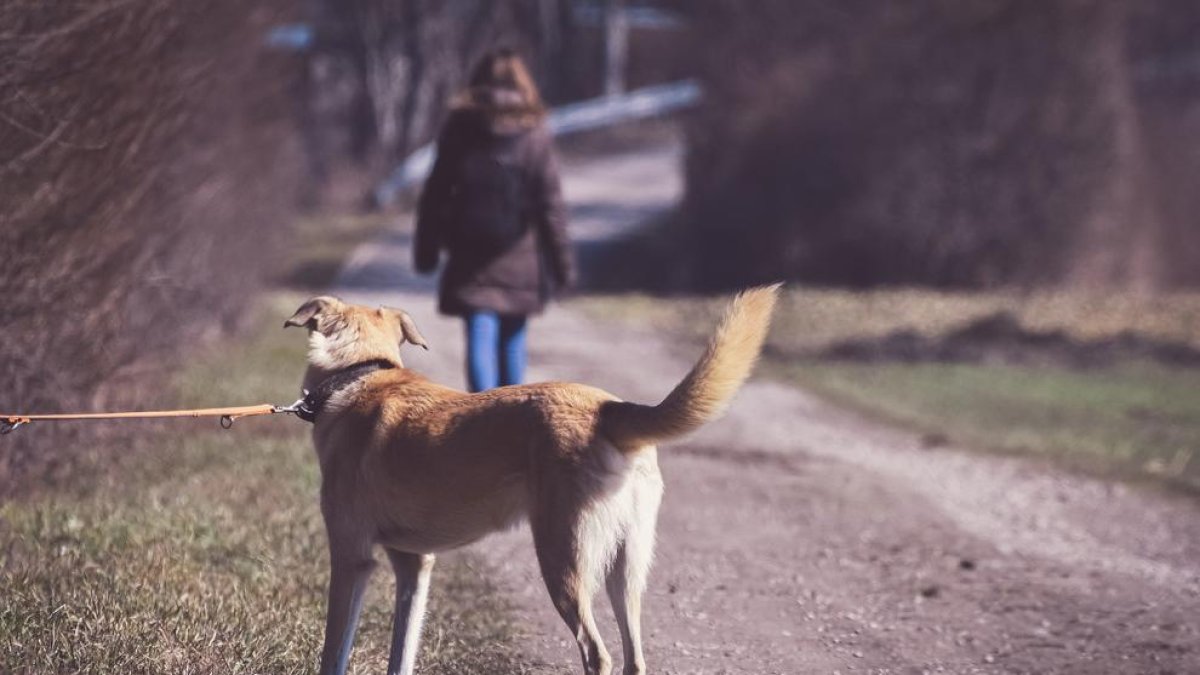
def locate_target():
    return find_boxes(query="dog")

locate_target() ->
[284,285,779,675]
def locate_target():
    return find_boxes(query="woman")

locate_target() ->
[414,49,575,392]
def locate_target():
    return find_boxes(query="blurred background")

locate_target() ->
[6,0,1200,491]
[5,0,1200,492]
[4,2,1200,671]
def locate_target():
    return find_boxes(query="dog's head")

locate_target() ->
[285,296,428,369]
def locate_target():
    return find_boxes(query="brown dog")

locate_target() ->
[285,285,779,675]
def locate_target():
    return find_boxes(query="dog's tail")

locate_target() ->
[600,284,780,450]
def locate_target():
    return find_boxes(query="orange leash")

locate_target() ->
[1,400,305,434]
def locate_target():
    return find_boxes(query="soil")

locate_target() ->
[334,141,1200,674]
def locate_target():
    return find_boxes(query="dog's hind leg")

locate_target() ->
[545,570,612,675]
[318,546,376,675]
[533,509,614,675]
[605,470,662,675]
[384,550,436,675]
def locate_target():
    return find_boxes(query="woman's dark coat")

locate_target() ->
[414,89,575,317]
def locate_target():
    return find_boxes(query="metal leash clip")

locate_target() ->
[1,417,29,435]
[273,393,313,419]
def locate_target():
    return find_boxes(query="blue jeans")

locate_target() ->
[465,312,528,392]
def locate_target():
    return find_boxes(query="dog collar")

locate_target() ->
[296,359,396,423]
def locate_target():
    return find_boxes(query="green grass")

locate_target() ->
[0,294,527,674]
[573,287,1200,490]
[788,361,1200,485]
[281,212,395,290]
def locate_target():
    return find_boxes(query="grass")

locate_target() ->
[573,287,1200,489]
[0,294,528,674]
[789,361,1200,484]
[578,287,1200,353]
[281,212,396,289]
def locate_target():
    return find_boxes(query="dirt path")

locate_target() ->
[335,141,1200,674]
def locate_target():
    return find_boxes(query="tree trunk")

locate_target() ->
[604,0,628,97]
[1071,1,1162,290]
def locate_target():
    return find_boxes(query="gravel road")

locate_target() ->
[334,141,1200,674]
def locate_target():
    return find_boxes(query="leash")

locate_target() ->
[0,399,308,435]
[0,359,398,435]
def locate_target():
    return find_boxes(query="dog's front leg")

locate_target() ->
[385,549,436,675]
[319,549,376,675]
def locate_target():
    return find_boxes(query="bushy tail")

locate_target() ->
[600,284,781,449]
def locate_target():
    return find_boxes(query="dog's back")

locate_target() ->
[333,374,618,551]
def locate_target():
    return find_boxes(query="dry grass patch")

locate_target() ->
[577,287,1200,354]
[0,294,528,674]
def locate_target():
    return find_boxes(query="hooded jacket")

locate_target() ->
[414,86,575,317]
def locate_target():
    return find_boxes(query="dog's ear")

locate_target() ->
[383,307,429,350]
[285,296,341,331]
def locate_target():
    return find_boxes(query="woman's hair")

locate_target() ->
[454,48,546,126]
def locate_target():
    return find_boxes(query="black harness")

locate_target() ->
[295,359,396,423]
